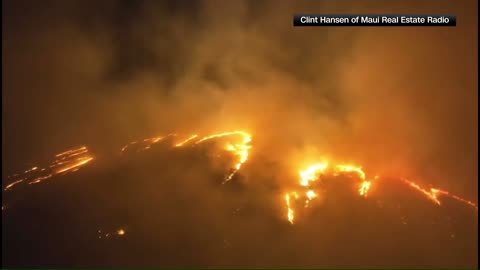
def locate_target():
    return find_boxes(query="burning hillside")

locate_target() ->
[3,0,477,268]
[2,131,477,268]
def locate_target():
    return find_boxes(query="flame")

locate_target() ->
[335,164,366,180]
[399,178,478,209]
[283,161,477,224]
[98,228,126,239]
[4,146,94,191]
[3,131,476,227]
[285,192,299,224]
[288,162,375,223]
[304,189,318,208]
[4,179,25,191]
[359,181,371,197]
[24,166,38,173]
[55,146,87,158]
[306,189,317,200]
[28,174,53,185]
[175,134,198,147]
[121,135,167,153]
[195,131,251,144]
[299,163,329,186]
[334,164,372,197]
[450,194,478,210]
[400,178,444,205]
[119,131,251,183]
[195,131,252,183]
[121,141,137,152]
[55,156,94,174]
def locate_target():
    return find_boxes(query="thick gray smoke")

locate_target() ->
[3,0,476,198]
[2,1,478,268]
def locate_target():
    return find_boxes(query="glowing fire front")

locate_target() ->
[4,131,252,193]
[283,162,476,224]
[3,130,477,227]
[195,131,252,183]
[4,146,94,191]
[285,162,372,224]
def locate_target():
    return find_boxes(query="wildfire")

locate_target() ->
[121,135,167,153]
[3,146,94,191]
[334,165,366,180]
[306,190,317,200]
[304,189,318,208]
[55,156,94,174]
[359,181,371,197]
[195,131,252,183]
[3,130,476,229]
[334,164,372,197]
[119,131,252,183]
[400,178,443,205]
[175,134,198,147]
[55,146,87,158]
[284,161,476,224]
[450,194,478,210]
[98,228,126,239]
[299,163,329,186]
[285,192,299,224]
[4,179,25,191]
[400,178,478,210]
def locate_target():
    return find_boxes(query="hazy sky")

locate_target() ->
[2,0,478,268]
[3,0,477,198]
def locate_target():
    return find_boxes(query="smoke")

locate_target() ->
[2,0,477,267]
[333,1,478,198]
[7,0,476,196]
